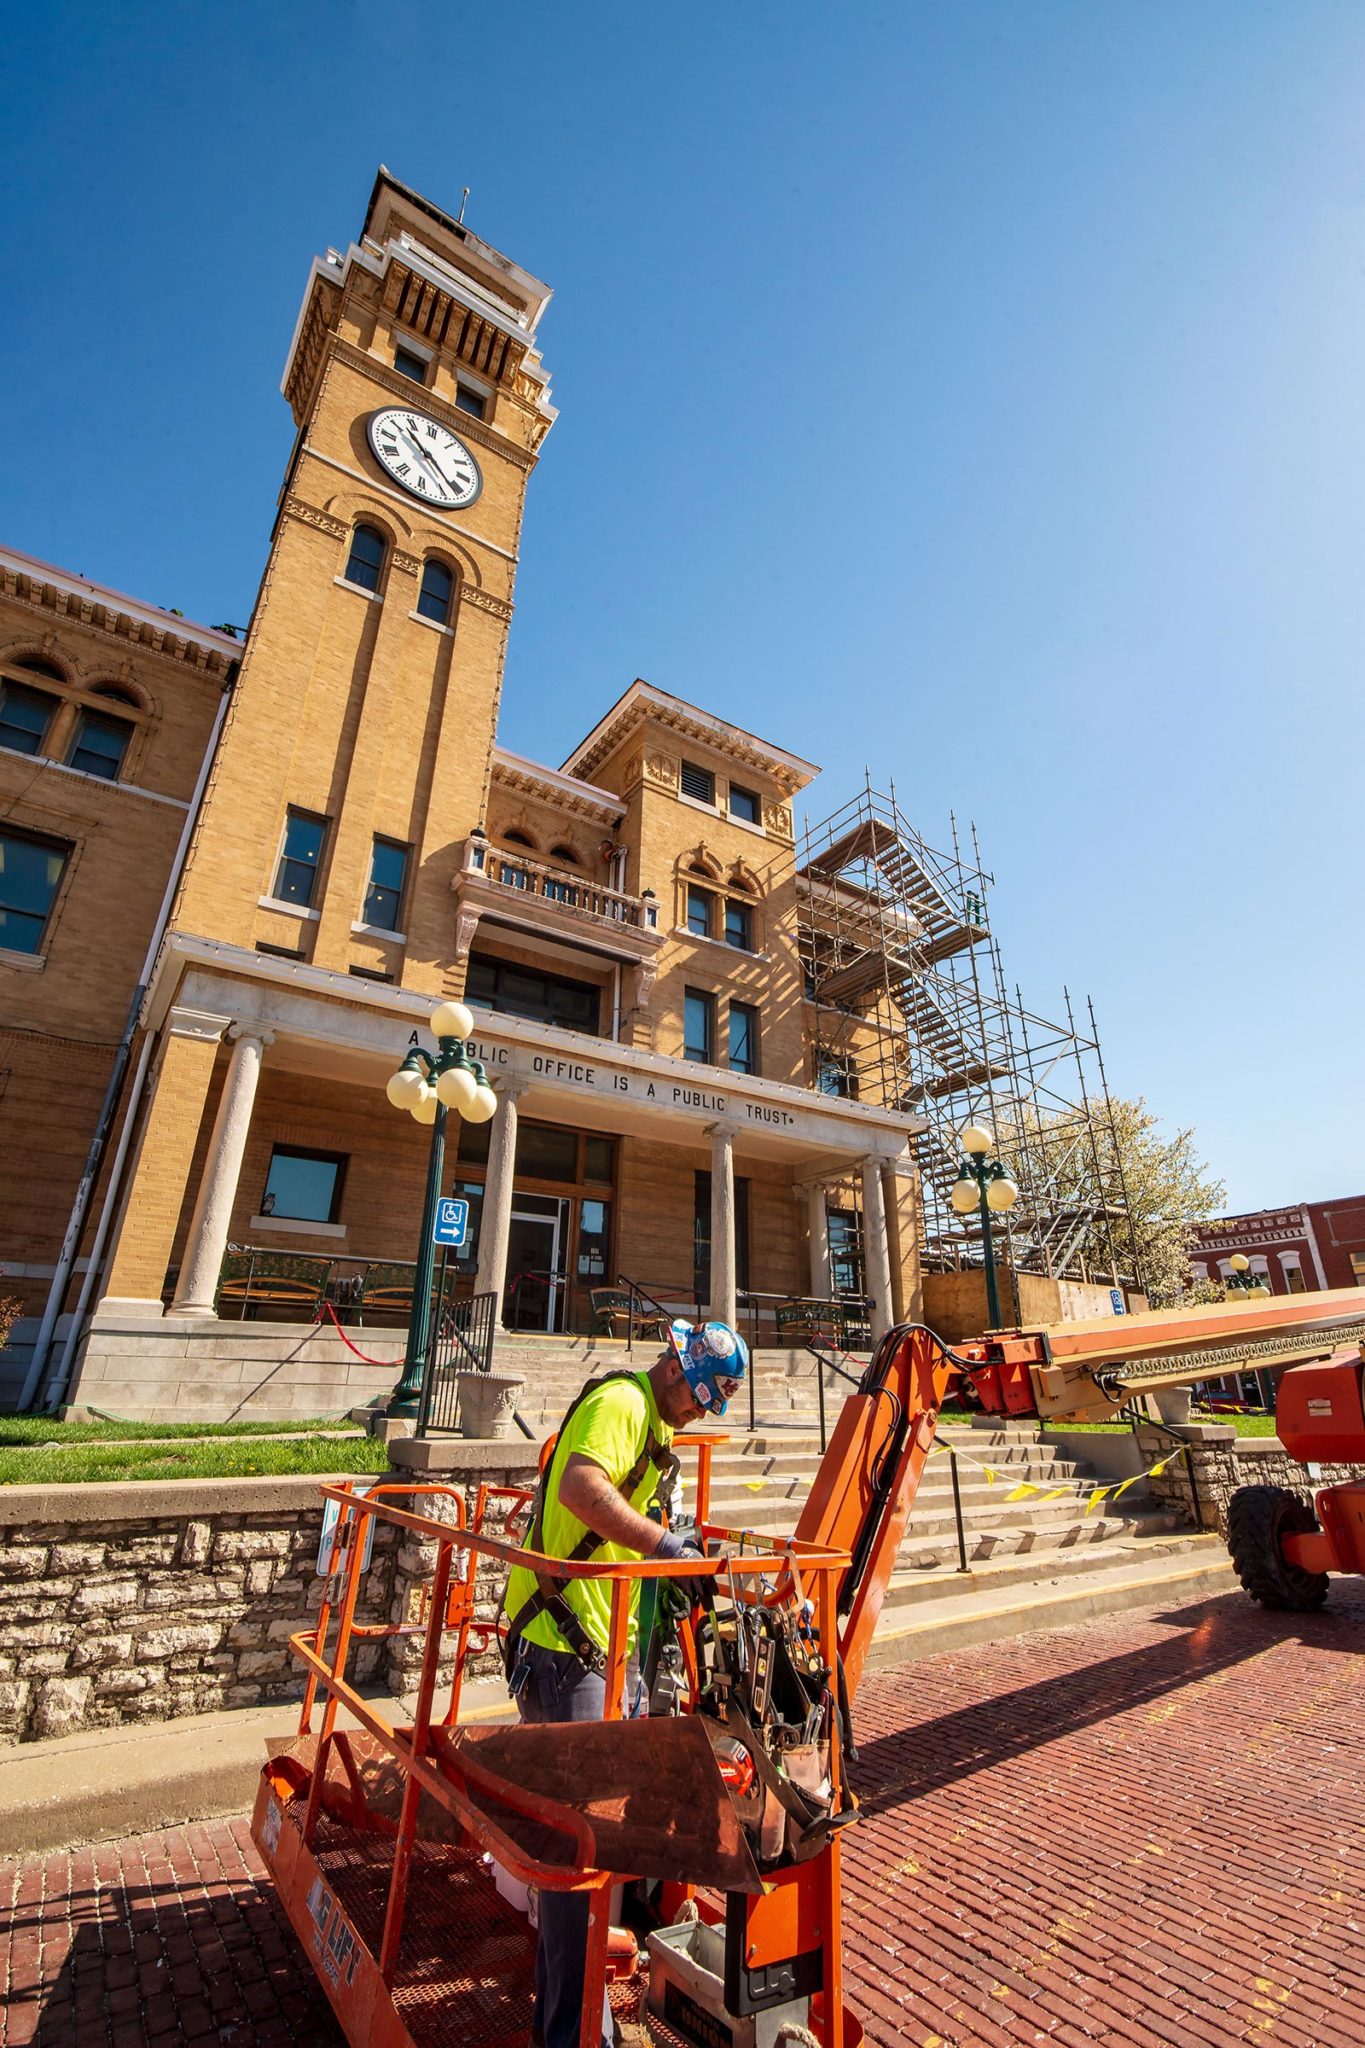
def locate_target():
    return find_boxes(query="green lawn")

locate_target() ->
[0,1435,392,1487]
[0,1414,355,1446]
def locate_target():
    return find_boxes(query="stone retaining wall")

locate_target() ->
[1134,1423,1365,1532]
[0,1445,539,1745]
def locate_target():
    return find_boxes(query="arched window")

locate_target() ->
[92,683,142,709]
[14,656,66,682]
[503,829,535,849]
[344,524,387,593]
[416,559,455,626]
[549,843,579,866]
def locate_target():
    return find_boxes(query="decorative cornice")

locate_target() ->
[462,585,514,623]
[490,749,621,824]
[330,338,536,473]
[283,494,348,542]
[564,682,818,796]
[0,548,239,679]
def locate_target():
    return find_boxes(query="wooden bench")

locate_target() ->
[216,1252,332,1319]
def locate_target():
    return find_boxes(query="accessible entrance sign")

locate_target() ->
[433,1197,469,1248]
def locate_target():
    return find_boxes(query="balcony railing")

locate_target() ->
[464,836,658,930]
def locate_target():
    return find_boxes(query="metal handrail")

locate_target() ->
[218,1243,449,1322]
[1121,1401,1204,1530]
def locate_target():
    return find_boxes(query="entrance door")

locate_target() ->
[506,1194,569,1331]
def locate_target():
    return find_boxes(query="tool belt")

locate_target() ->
[504,1371,679,1676]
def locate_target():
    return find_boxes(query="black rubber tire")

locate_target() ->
[1226,1484,1330,1611]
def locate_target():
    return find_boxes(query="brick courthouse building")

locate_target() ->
[1,172,924,1414]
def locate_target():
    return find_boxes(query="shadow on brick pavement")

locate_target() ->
[6,1584,1365,2047]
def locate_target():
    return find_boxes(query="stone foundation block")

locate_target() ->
[32,1677,92,1738]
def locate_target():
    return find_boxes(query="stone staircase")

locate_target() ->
[441,1334,1234,1660]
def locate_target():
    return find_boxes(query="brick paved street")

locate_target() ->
[4,1581,1365,2047]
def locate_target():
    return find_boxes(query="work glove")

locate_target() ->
[654,1526,711,1608]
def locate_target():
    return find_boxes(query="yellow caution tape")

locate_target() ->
[928,1437,1188,1509]
[743,1481,767,1492]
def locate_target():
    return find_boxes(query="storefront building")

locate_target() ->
[2,171,922,1411]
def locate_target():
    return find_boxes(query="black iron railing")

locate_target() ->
[418,1291,499,1433]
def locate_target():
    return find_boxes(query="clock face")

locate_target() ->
[366,408,482,509]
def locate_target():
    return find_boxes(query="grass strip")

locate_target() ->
[0,1437,392,1487]
[0,1415,354,1447]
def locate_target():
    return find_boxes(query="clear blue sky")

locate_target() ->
[3,3,1362,1212]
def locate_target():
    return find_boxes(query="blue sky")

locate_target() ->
[3,2,1362,1211]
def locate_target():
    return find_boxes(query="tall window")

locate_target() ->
[363,837,408,931]
[684,988,715,1064]
[729,1001,759,1075]
[686,885,712,939]
[0,829,71,954]
[724,899,753,951]
[728,783,760,825]
[344,524,386,593]
[416,559,455,625]
[273,809,328,908]
[466,952,601,1035]
[260,1145,346,1224]
[0,681,55,757]
[66,710,132,781]
[828,1210,865,1297]
[680,760,715,805]
[816,1051,858,1099]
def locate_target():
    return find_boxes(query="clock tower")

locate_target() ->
[171,168,555,995]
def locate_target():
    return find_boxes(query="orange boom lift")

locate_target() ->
[251,1285,1365,2048]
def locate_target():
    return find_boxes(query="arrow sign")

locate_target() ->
[433,1197,469,1248]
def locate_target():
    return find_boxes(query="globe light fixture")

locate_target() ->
[381,1004,502,1418]
[951,1123,1019,1331]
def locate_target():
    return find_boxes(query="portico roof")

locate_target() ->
[146,933,923,1167]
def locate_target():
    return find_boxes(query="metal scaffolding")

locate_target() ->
[795,778,1139,1291]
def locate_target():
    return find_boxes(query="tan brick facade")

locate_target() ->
[3,173,923,1410]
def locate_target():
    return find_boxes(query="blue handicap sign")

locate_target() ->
[1110,1288,1126,1316]
[433,1196,469,1248]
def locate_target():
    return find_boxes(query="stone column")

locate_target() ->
[475,1084,525,1325]
[707,1123,737,1328]
[100,1005,232,1315]
[861,1155,895,1343]
[173,1025,275,1317]
[806,1183,832,1298]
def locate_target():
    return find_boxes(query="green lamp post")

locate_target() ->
[949,1120,1020,1333]
[384,999,499,1419]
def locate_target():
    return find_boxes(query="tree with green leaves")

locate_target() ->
[993,1096,1226,1308]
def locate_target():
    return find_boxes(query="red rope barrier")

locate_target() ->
[314,1300,402,1369]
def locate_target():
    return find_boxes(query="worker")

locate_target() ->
[503,1318,750,2048]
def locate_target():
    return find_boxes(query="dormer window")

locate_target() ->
[680,760,715,805]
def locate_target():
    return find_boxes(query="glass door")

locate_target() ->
[506,1194,569,1331]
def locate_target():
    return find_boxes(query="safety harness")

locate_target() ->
[504,1370,680,1676]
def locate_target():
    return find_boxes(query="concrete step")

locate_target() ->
[863,1534,1237,1672]
[878,1527,1212,1612]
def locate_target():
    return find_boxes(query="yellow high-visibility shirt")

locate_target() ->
[505,1372,673,1658]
